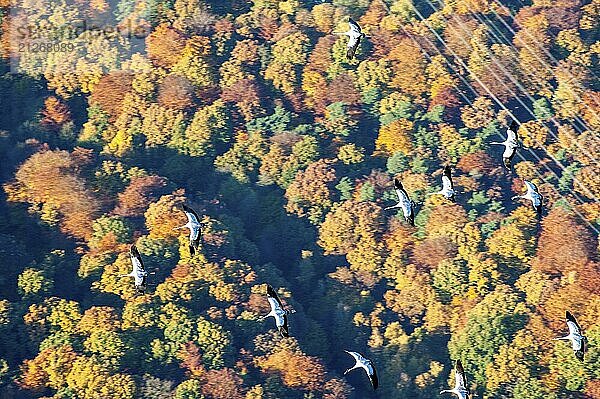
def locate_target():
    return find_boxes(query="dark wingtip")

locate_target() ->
[536,205,543,218]
[509,121,518,131]
[394,178,403,190]
[266,284,277,297]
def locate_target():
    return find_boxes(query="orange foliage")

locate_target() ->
[6,150,100,240]
[77,306,120,333]
[179,342,206,377]
[285,159,337,221]
[221,78,262,121]
[41,96,72,131]
[145,190,187,240]
[586,380,600,399]
[388,38,428,97]
[327,73,361,106]
[19,345,77,391]
[375,119,414,155]
[146,24,186,68]
[255,349,325,391]
[532,207,595,275]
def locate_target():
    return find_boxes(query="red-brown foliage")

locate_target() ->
[532,207,595,275]
[327,73,361,106]
[89,71,134,121]
[456,151,495,175]
[201,368,245,399]
[114,175,168,217]
[157,75,196,111]
[412,236,458,270]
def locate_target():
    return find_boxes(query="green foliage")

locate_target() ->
[247,106,292,135]
[432,259,468,302]
[532,98,554,120]
[387,152,410,174]
[175,379,204,399]
[448,287,527,385]
[18,268,53,297]
[359,182,376,202]
[324,102,356,137]
[89,216,133,248]
[336,176,354,200]
[195,317,232,369]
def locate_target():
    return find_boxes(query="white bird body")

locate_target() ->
[490,121,520,169]
[175,204,202,255]
[344,350,378,390]
[385,178,416,226]
[554,311,587,361]
[264,285,295,337]
[440,360,469,399]
[512,180,543,216]
[430,165,455,201]
[120,244,148,292]
[333,18,365,60]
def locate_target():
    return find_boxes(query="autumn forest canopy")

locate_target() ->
[0,0,599,398]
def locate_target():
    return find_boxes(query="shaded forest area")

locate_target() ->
[0,0,599,398]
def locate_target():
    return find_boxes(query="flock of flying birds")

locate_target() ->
[115,18,589,397]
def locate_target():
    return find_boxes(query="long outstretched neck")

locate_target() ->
[262,310,274,321]
[554,335,571,340]
[344,365,359,375]
[173,223,190,230]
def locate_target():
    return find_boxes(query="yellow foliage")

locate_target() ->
[519,120,549,149]
[145,191,187,241]
[486,207,537,262]
[375,119,414,155]
[77,307,120,333]
[460,96,495,129]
